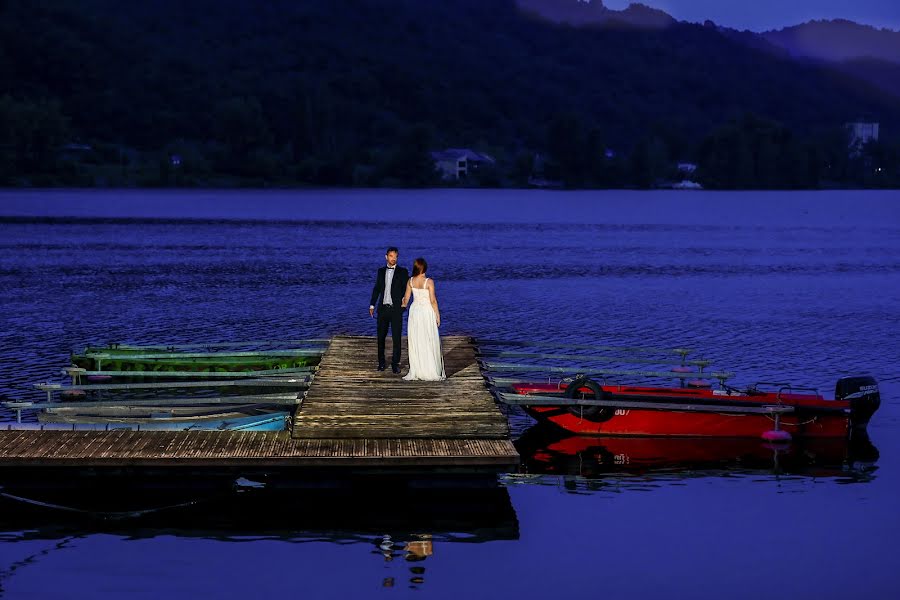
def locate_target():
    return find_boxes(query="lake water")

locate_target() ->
[0,189,898,598]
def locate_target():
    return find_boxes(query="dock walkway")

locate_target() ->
[293,335,509,438]
[0,336,518,470]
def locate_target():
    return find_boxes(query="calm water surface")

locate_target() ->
[0,189,898,598]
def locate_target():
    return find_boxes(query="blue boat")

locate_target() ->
[26,407,290,432]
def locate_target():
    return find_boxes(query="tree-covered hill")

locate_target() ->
[516,0,675,29]
[1,0,898,187]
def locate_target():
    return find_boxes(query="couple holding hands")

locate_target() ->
[369,247,446,381]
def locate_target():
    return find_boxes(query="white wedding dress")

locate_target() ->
[403,278,446,381]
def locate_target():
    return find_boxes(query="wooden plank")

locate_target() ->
[299,400,498,409]
[301,396,494,404]
[232,431,253,458]
[123,432,155,459]
[0,430,29,454]
[71,431,103,459]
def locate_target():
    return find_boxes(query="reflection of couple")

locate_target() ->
[369,247,445,380]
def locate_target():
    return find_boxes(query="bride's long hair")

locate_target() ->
[411,257,428,277]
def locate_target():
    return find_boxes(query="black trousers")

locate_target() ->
[377,304,403,367]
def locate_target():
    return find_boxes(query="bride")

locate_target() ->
[401,257,446,381]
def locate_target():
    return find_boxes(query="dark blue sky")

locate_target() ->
[604,0,900,31]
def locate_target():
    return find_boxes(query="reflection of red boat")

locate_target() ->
[500,376,880,439]
[514,425,879,479]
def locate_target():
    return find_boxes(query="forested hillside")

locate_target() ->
[1,0,898,188]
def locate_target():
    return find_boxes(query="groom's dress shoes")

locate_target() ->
[392,365,400,374]
[377,364,386,371]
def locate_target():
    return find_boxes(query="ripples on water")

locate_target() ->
[0,190,898,598]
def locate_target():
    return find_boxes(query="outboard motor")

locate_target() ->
[847,429,880,468]
[835,376,880,430]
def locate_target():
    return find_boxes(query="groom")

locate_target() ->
[369,246,410,373]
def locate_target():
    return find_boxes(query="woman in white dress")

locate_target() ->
[401,257,446,381]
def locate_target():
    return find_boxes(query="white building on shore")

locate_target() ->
[846,121,879,156]
[430,148,496,180]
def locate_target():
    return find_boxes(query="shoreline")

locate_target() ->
[1,184,898,193]
[0,188,896,227]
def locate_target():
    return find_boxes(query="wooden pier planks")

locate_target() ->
[0,431,517,467]
[292,336,508,439]
[0,336,518,469]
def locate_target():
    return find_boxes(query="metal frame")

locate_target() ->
[495,391,796,415]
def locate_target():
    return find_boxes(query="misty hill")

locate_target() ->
[762,20,900,64]
[528,3,900,99]
[517,0,675,29]
[760,19,900,100]
[1,0,898,186]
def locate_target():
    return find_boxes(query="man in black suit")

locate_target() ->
[369,246,409,373]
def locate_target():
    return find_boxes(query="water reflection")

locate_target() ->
[0,476,518,537]
[0,479,518,593]
[510,424,879,493]
[375,534,434,590]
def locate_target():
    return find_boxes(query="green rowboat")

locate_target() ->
[71,343,323,373]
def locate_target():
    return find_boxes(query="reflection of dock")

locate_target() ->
[0,484,520,544]
[0,482,519,597]
[0,336,518,472]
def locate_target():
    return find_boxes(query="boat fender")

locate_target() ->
[565,377,613,422]
[761,429,792,442]
[836,375,880,430]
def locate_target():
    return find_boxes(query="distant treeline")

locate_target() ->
[1,0,898,189]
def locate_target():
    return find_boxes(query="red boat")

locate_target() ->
[499,375,880,439]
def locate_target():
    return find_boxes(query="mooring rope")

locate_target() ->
[0,486,212,519]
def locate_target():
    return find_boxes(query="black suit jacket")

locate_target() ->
[371,266,409,312]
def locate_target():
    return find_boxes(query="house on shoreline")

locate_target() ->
[846,121,879,157]
[430,148,496,181]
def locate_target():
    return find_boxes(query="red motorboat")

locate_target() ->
[498,375,880,439]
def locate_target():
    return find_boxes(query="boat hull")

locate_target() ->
[35,410,289,432]
[72,355,317,373]
[514,382,851,438]
[523,405,849,438]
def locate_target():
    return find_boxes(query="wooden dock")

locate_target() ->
[0,336,518,471]
[292,335,509,439]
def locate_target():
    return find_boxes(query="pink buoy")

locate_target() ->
[687,379,711,388]
[762,429,792,442]
[672,366,694,374]
[60,389,87,400]
[87,375,113,382]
